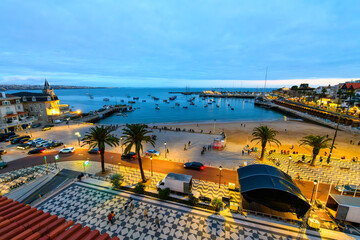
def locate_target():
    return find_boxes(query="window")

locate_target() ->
[16,100,20,104]
[23,97,27,102]
[47,96,51,101]
[6,107,11,114]
[2,101,10,105]
[30,107,33,111]
[17,105,21,110]
[32,96,36,102]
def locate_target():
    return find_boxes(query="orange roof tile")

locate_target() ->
[0,195,119,240]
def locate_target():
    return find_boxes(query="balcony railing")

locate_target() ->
[0,116,38,128]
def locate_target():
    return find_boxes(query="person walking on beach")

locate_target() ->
[188,141,191,147]
[124,203,129,214]
[154,216,160,228]
[143,208,148,220]
[184,144,187,150]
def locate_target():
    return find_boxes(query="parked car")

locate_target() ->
[0,150,7,155]
[88,148,100,154]
[0,160,7,169]
[5,134,19,142]
[17,143,31,150]
[0,132,16,142]
[54,119,62,124]
[19,138,31,144]
[48,142,64,148]
[31,123,41,128]
[183,162,204,170]
[335,184,360,195]
[42,126,52,131]
[11,136,30,144]
[145,149,160,157]
[59,147,75,153]
[121,152,137,160]
[28,147,46,154]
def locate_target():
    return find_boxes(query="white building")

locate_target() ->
[0,92,37,133]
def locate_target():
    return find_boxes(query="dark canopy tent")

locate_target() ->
[237,164,310,217]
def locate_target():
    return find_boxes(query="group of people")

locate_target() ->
[107,197,161,228]
[201,145,212,155]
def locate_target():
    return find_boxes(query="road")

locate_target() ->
[0,149,341,202]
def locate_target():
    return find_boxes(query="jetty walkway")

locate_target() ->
[75,105,130,123]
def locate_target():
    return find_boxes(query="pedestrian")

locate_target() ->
[358,141,360,146]
[302,155,305,162]
[325,152,327,156]
[124,203,128,214]
[350,140,353,144]
[154,216,160,228]
[166,148,169,154]
[184,144,187,151]
[143,208,148,220]
[188,141,191,147]
[242,150,244,155]
[326,134,329,138]
[281,150,283,154]
[296,173,301,181]
[108,211,115,224]
[320,156,323,163]
[285,129,287,133]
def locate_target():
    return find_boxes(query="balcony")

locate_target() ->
[0,116,38,129]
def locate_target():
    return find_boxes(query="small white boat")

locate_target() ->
[155,107,160,110]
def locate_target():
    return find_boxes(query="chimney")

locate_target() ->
[1,92,6,98]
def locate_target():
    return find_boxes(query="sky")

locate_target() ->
[0,0,359,88]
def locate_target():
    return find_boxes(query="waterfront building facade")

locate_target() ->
[13,80,69,123]
[0,92,37,133]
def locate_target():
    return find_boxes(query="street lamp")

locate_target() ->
[150,156,153,176]
[287,156,292,174]
[164,142,167,158]
[310,180,318,204]
[75,132,81,146]
[27,125,32,138]
[120,137,123,152]
[219,166,222,189]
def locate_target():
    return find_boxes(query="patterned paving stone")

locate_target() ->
[37,183,299,239]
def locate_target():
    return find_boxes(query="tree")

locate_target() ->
[82,125,120,173]
[110,173,124,189]
[211,198,223,212]
[300,135,332,166]
[122,124,155,182]
[251,126,281,160]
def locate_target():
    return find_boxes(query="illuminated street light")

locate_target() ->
[150,156,153,176]
[164,142,167,159]
[287,156,292,174]
[310,180,318,203]
[219,166,222,189]
[75,132,81,146]
[120,137,123,152]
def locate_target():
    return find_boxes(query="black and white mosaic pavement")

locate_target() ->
[37,183,299,240]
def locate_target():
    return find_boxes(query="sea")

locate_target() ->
[6,88,285,124]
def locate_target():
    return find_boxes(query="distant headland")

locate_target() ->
[0,84,119,91]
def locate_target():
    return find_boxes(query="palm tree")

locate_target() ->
[122,124,155,182]
[82,125,120,173]
[251,126,281,160]
[300,135,332,166]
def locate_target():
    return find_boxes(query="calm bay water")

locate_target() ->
[7,88,284,124]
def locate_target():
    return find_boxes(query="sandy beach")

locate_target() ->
[2,119,359,169]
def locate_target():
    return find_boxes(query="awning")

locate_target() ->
[237,164,310,217]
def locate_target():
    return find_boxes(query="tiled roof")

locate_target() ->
[12,92,59,102]
[342,83,360,90]
[0,195,119,240]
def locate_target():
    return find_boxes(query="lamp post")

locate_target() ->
[164,142,167,159]
[287,156,292,174]
[310,180,318,204]
[27,125,32,138]
[150,156,153,176]
[120,137,123,152]
[75,132,81,146]
[219,166,222,189]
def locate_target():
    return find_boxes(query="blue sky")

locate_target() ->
[0,0,359,88]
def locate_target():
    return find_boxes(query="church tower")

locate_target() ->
[42,79,55,97]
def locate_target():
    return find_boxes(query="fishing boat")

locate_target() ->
[103,98,110,101]
[147,94,151,96]
[163,99,168,103]
[121,99,125,103]
[183,106,188,109]
[216,105,220,108]
[231,107,234,110]
[204,104,208,108]
[175,103,180,106]
[169,96,177,100]
[190,102,195,106]
[155,107,160,110]
[153,97,159,100]
[133,97,139,100]
[128,101,136,104]
[89,95,94,99]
